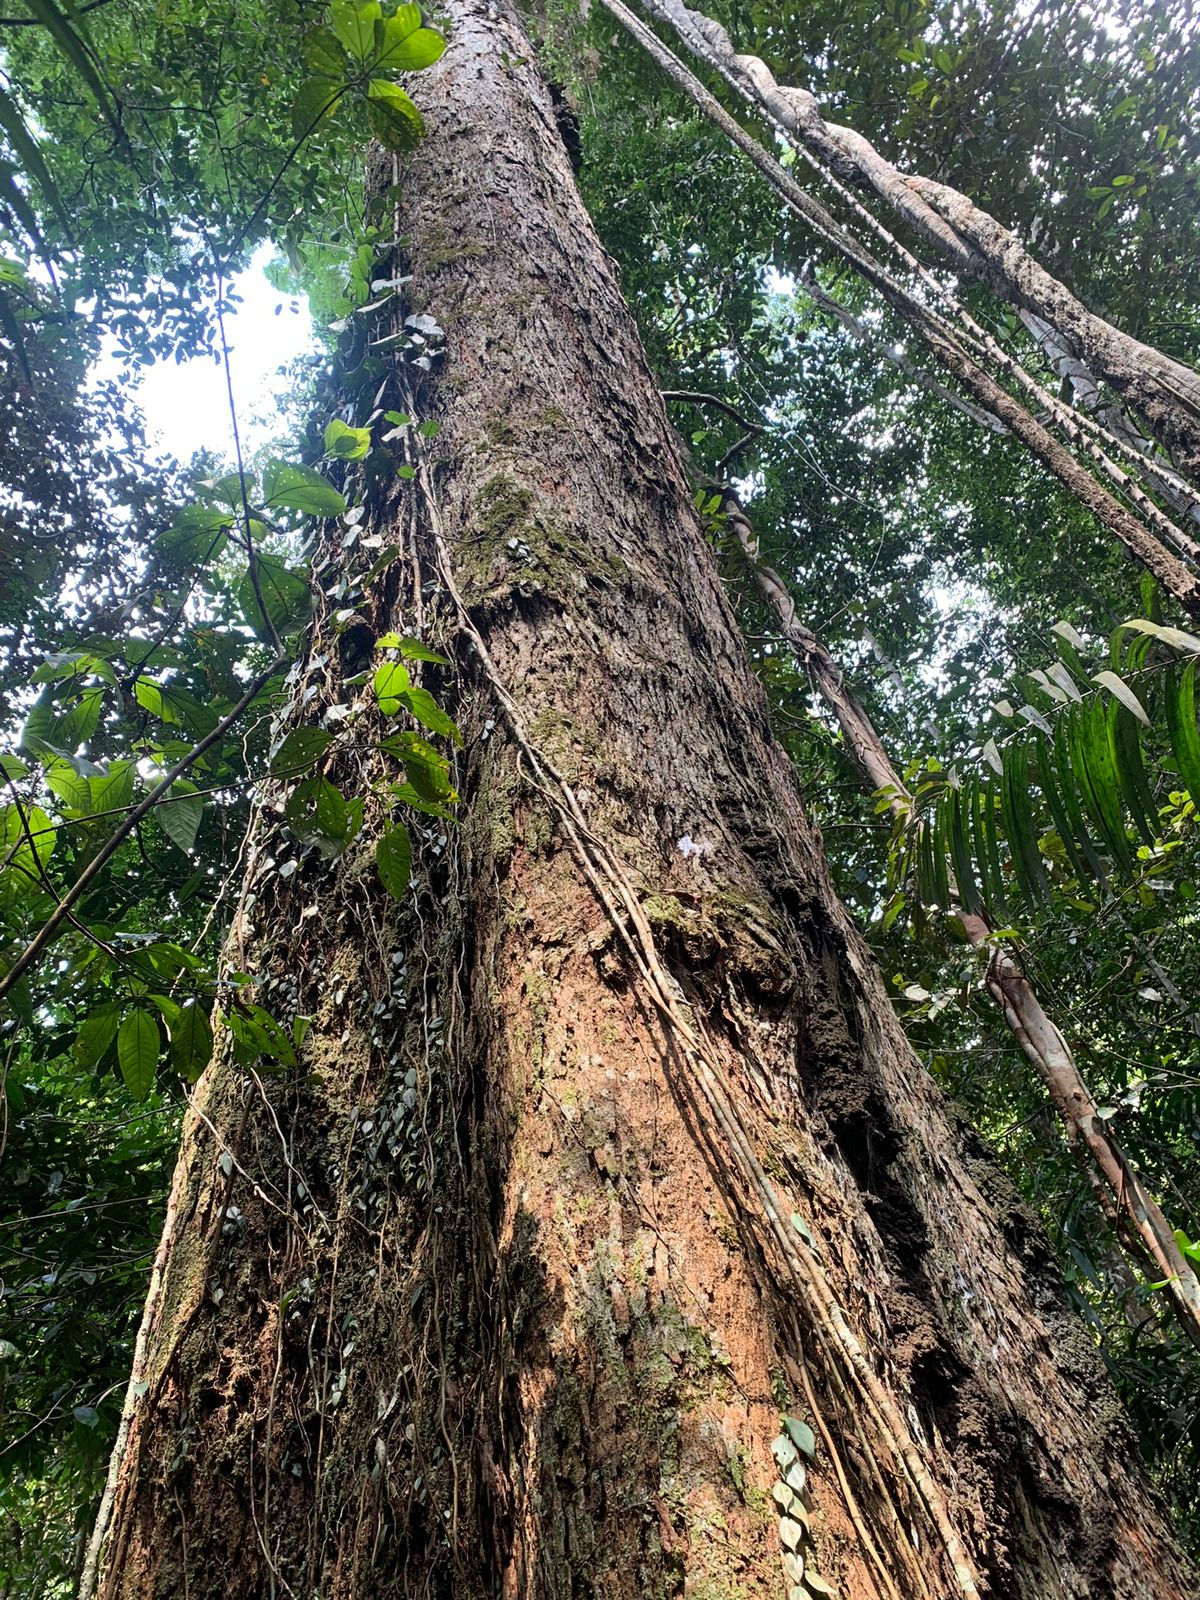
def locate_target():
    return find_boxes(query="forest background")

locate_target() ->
[1,0,1199,1591]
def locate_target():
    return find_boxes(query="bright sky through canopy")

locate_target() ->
[128,244,316,463]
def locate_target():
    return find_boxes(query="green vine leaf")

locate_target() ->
[324,418,373,460]
[270,728,335,777]
[376,820,413,900]
[117,1008,160,1101]
[365,79,425,151]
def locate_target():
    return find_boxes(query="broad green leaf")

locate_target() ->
[782,1415,816,1459]
[134,677,181,725]
[237,554,312,641]
[379,731,456,803]
[0,802,55,897]
[197,471,251,510]
[270,727,334,777]
[286,776,350,852]
[323,418,373,460]
[374,660,410,713]
[91,760,135,816]
[372,7,445,72]
[45,757,93,815]
[159,779,204,854]
[390,780,455,820]
[73,1005,120,1069]
[226,1004,295,1068]
[117,1009,160,1101]
[376,821,413,900]
[0,754,27,781]
[171,1001,214,1082]
[292,76,344,142]
[303,25,350,77]
[159,504,232,566]
[377,632,452,666]
[400,686,462,744]
[365,80,425,151]
[330,0,381,61]
[262,460,347,517]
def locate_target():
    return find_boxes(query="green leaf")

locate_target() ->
[1001,743,1048,908]
[74,1005,120,1069]
[782,1415,816,1459]
[286,776,350,853]
[262,460,347,517]
[399,686,462,744]
[379,731,456,803]
[237,554,312,641]
[0,86,70,236]
[947,782,981,915]
[23,0,119,130]
[372,7,446,71]
[270,727,334,777]
[159,503,232,566]
[323,418,373,460]
[159,779,204,854]
[91,760,136,816]
[134,677,181,725]
[303,25,350,76]
[1111,706,1158,848]
[0,802,55,897]
[1051,712,1107,888]
[1092,669,1150,726]
[376,821,413,900]
[1166,661,1200,804]
[330,0,381,61]
[292,76,344,142]
[374,660,410,713]
[365,79,425,151]
[376,632,452,665]
[390,781,455,820]
[1072,700,1131,876]
[170,1001,213,1083]
[117,1009,160,1101]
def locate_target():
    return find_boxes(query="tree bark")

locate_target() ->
[88,4,1196,1597]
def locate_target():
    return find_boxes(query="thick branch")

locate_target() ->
[647,0,1200,485]
[600,0,1200,616]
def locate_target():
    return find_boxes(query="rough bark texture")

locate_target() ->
[90,5,1196,1598]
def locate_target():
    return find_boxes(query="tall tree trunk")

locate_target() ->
[87,4,1195,1597]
